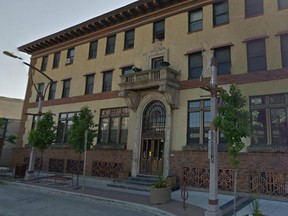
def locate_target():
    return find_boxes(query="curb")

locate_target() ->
[0,180,175,216]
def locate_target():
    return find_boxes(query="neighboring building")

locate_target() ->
[15,0,288,196]
[0,97,23,166]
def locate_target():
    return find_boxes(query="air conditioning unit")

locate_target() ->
[65,58,72,64]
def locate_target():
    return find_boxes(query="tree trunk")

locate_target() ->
[233,168,238,216]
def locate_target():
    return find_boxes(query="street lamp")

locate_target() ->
[3,51,54,180]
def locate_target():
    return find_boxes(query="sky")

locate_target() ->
[0,0,135,100]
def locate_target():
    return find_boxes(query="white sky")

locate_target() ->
[0,0,135,99]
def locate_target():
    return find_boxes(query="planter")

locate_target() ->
[150,187,171,204]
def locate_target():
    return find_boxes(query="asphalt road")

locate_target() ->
[0,182,159,216]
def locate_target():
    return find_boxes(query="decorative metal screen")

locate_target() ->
[48,159,65,173]
[66,160,84,174]
[91,161,123,178]
[24,157,41,170]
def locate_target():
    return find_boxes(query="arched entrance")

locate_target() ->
[140,100,166,175]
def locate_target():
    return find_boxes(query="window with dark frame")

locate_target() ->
[89,41,98,59]
[48,82,57,100]
[124,29,135,50]
[85,74,94,95]
[56,112,78,144]
[152,57,164,69]
[153,20,165,41]
[66,47,75,64]
[188,52,203,79]
[41,56,48,71]
[36,83,44,102]
[102,71,113,92]
[122,66,133,75]
[62,79,70,98]
[246,38,267,72]
[189,8,203,32]
[281,34,288,68]
[245,0,263,17]
[106,35,116,55]
[187,100,211,145]
[214,46,231,75]
[98,107,129,148]
[213,0,229,26]
[53,52,60,69]
[278,0,288,9]
[250,93,288,146]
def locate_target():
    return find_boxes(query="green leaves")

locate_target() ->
[214,84,251,168]
[67,106,98,153]
[28,111,57,152]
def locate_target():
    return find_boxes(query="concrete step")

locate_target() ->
[221,196,252,216]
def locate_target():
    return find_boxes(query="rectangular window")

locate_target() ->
[245,0,263,17]
[278,0,288,9]
[153,20,165,41]
[152,57,164,69]
[89,41,98,59]
[36,83,44,102]
[214,46,231,75]
[213,0,229,26]
[187,100,210,145]
[85,74,94,95]
[189,9,203,32]
[250,93,288,146]
[247,38,267,72]
[124,29,135,50]
[62,79,70,98]
[41,56,48,71]
[66,47,75,64]
[98,108,129,148]
[48,82,57,100]
[188,52,203,79]
[102,71,112,92]
[106,35,116,55]
[281,34,288,68]
[122,66,133,75]
[56,112,78,144]
[53,52,60,69]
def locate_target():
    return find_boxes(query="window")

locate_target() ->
[187,100,210,145]
[85,74,94,95]
[278,0,288,9]
[250,94,288,146]
[281,34,288,68]
[53,52,60,69]
[122,66,133,75]
[98,108,129,148]
[214,46,231,75]
[66,47,75,64]
[189,9,203,32]
[56,112,78,144]
[124,29,135,49]
[247,38,267,72]
[188,52,203,79]
[48,82,57,100]
[153,20,165,41]
[41,56,48,71]
[213,0,229,26]
[245,0,263,17]
[106,35,116,55]
[36,83,44,102]
[89,41,98,59]
[152,57,164,69]
[102,71,112,92]
[62,79,70,98]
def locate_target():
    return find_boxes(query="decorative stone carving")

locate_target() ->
[158,84,179,109]
[118,90,140,112]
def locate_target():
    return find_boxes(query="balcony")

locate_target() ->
[119,67,180,111]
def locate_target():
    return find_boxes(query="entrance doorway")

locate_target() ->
[140,100,166,175]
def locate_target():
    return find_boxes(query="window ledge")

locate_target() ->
[248,145,288,153]
[94,144,126,150]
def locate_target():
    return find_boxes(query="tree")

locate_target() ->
[28,111,57,176]
[0,118,17,144]
[213,84,251,216]
[68,106,98,187]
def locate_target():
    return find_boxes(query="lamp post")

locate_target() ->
[3,51,53,180]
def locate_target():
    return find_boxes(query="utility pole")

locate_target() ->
[202,56,221,216]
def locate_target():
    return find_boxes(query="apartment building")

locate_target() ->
[14,0,288,195]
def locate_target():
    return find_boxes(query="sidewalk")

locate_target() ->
[1,173,288,216]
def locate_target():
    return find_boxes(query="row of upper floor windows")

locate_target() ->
[35,33,288,103]
[39,0,288,72]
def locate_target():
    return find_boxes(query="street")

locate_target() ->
[0,182,159,216]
